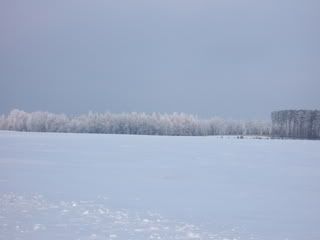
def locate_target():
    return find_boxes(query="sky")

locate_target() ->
[0,0,319,120]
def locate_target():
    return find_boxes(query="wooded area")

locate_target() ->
[271,110,320,139]
[0,109,270,136]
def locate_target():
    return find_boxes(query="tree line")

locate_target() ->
[271,110,320,139]
[0,109,271,136]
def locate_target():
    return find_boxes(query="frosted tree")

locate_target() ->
[272,110,320,139]
[0,109,278,137]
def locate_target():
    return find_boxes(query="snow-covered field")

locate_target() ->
[0,131,320,240]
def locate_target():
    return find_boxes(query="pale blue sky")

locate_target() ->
[1,0,319,119]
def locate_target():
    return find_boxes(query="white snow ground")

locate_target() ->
[0,131,320,240]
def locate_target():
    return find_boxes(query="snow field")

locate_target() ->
[0,193,241,240]
[0,131,320,239]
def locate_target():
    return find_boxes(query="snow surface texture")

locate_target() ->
[0,131,320,240]
[0,193,237,240]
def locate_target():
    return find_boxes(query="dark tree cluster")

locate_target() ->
[271,110,320,139]
[0,109,271,136]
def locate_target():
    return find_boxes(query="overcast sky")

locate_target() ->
[0,0,319,119]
